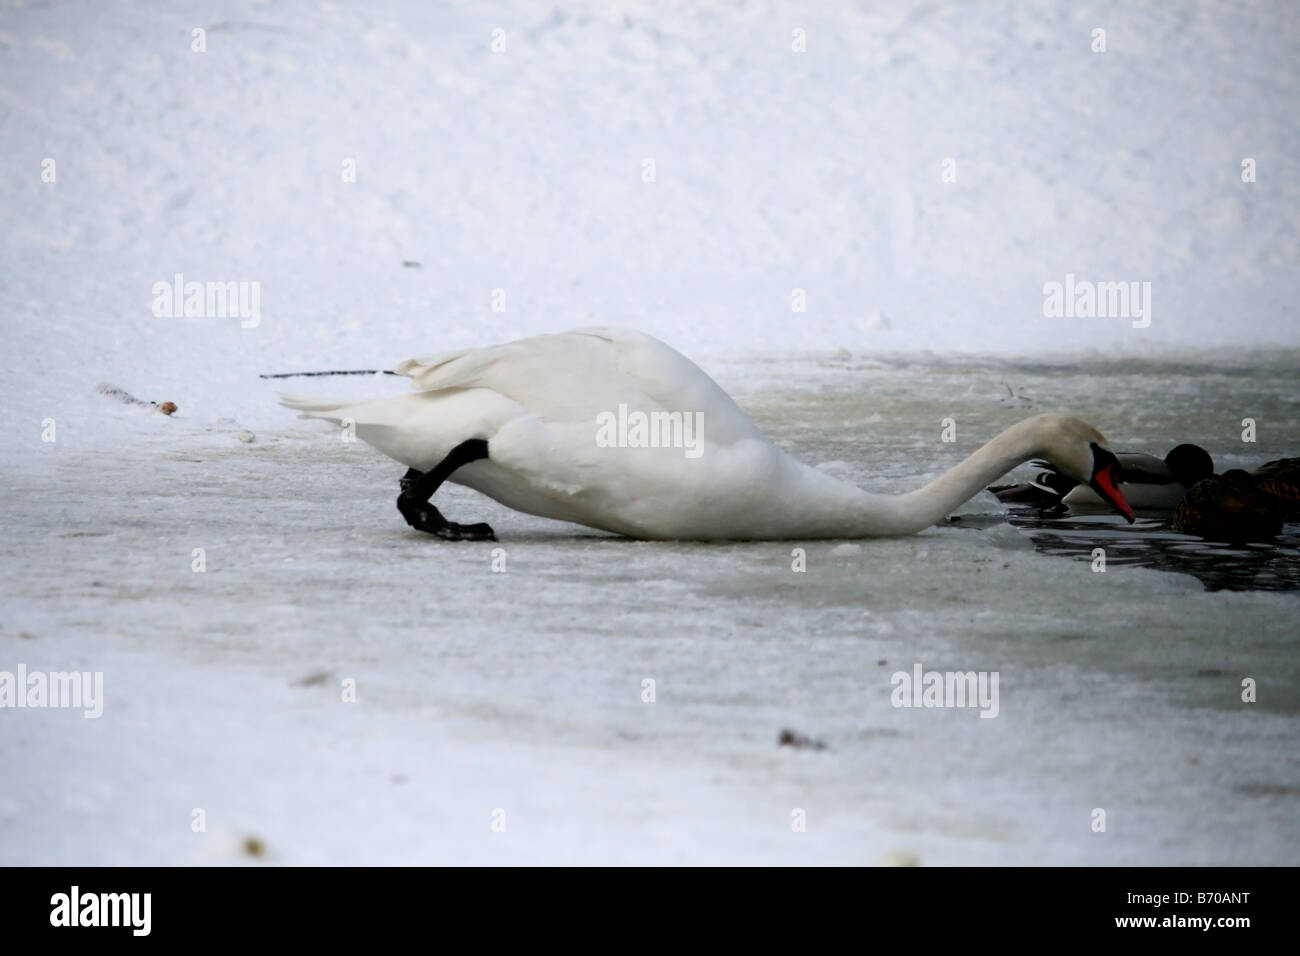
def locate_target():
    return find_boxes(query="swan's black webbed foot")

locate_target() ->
[396,495,497,541]
[445,521,497,541]
[395,440,494,541]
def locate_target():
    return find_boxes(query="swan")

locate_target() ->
[278,326,1134,540]
[992,444,1214,511]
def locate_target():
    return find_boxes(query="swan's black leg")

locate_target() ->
[396,439,495,541]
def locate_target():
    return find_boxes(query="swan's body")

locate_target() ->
[280,327,1132,539]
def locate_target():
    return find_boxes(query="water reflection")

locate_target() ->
[992,507,1300,592]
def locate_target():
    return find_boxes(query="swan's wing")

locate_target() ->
[394,326,762,445]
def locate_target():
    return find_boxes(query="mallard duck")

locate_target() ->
[1172,460,1300,542]
[990,443,1213,511]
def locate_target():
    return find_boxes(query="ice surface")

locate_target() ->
[3,353,1298,865]
[1,1,1298,865]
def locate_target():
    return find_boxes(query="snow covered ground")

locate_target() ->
[1,0,1298,864]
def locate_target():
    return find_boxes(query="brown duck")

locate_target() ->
[1172,458,1300,542]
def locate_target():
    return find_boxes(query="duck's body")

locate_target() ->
[1062,464,1185,509]
[1173,471,1283,542]
[281,327,1133,540]
[1172,458,1299,542]
[1251,458,1300,519]
[992,444,1214,512]
[1063,445,1214,510]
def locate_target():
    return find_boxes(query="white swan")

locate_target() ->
[279,326,1134,540]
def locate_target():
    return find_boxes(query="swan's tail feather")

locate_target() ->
[278,392,354,422]
[277,390,467,470]
[394,347,492,392]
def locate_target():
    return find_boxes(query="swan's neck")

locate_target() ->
[781,416,1055,538]
[885,417,1054,533]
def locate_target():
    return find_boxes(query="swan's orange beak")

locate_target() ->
[1090,464,1135,523]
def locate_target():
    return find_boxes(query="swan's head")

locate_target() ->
[1045,417,1135,523]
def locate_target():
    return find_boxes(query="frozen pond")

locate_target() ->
[2,352,1297,865]
[3,0,1298,866]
